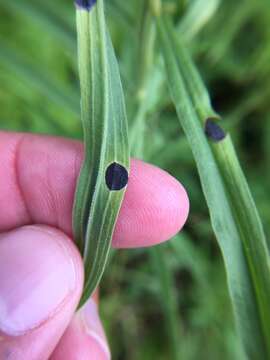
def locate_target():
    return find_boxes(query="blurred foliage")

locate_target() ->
[0,0,269,359]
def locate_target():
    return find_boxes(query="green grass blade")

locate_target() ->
[156,14,270,359]
[0,40,79,115]
[0,0,76,52]
[149,246,183,360]
[130,2,157,158]
[73,0,130,307]
[178,0,220,40]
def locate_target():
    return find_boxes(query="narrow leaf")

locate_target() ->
[73,0,130,307]
[0,40,79,115]
[156,14,270,359]
[0,0,76,52]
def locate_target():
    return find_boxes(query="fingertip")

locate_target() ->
[113,159,189,248]
[0,132,189,251]
[0,226,82,337]
[51,299,110,360]
[0,225,84,360]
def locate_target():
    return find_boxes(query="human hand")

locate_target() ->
[0,132,189,359]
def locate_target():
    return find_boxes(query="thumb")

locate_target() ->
[0,225,84,360]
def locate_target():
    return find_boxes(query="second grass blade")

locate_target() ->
[156,13,270,359]
[73,0,130,307]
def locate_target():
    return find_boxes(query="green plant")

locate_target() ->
[73,0,130,307]
[1,0,270,358]
[154,7,270,358]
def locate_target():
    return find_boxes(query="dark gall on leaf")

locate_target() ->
[75,0,96,11]
[205,118,226,142]
[105,163,128,191]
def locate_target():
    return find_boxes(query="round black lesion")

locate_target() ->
[105,162,128,191]
[75,0,96,11]
[204,118,226,142]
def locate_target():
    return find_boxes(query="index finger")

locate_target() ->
[0,132,189,248]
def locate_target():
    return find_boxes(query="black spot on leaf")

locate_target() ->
[205,118,226,142]
[105,162,128,191]
[75,0,96,11]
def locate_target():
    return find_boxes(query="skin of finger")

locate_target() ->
[0,308,75,360]
[0,226,84,360]
[0,132,189,248]
[50,269,108,360]
[50,312,110,360]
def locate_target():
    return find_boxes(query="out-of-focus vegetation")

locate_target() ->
[0,0,270,359]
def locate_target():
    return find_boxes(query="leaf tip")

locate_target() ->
[105,163,129,191]
[205,118,226,142]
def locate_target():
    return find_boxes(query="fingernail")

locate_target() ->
[81,299,111,360]
[0,226,76,336]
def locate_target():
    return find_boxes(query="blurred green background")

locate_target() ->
[0,0,269,359]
